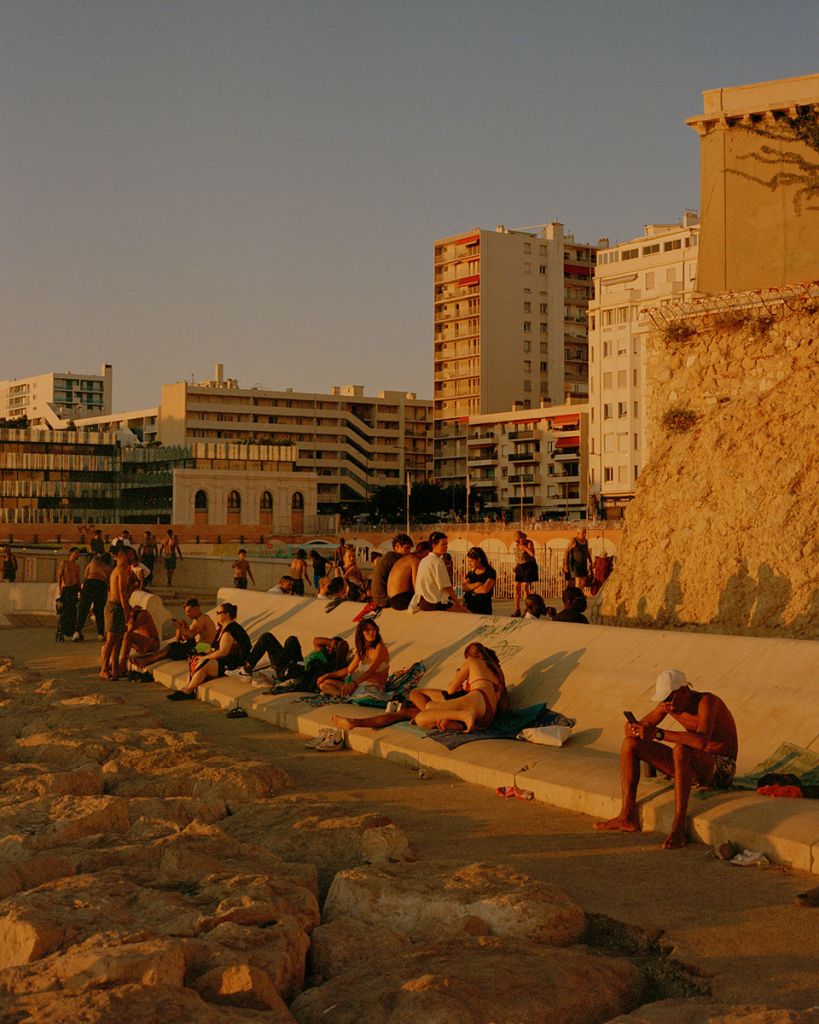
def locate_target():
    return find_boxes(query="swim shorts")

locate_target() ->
[710,754,736,790]
[104,601,126,636]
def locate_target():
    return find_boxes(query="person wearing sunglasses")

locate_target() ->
[167,602,250,700]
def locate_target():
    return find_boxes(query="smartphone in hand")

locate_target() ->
[623,711,638,724]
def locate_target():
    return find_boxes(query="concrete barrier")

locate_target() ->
[0,582,60,625]
[151,588,819,874]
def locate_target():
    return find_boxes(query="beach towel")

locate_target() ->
[425,703,575,750]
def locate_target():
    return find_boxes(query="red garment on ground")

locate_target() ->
[756,784,803,798]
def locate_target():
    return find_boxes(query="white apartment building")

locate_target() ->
[159,366,432,514]
[588,213,699,518]
[466,401,588,521]
[434,222,595,486]
[0,364,113,425]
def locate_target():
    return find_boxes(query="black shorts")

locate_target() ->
[388,592,412,611]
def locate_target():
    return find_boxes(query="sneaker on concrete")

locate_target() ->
[304,728,336,749]
[70,632,83,642]
[313,730,345,752]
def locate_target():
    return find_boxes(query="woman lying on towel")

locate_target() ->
[332,642,507,735]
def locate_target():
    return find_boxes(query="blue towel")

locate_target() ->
[425,703,575,750]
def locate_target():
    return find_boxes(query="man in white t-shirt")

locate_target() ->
[410,532,468,613]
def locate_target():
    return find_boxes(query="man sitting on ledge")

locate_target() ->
[594,669,738,849]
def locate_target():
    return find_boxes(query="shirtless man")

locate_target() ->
[118,605,160,675]
[232,549,255,590]
[371,533,413,608]
[100,548,133,679]
[594,669,738,849]
[57,547,82,639]
[72,553,112,641]
[135,597,217,666]
[386,541,430,611]
[161,529,183,586]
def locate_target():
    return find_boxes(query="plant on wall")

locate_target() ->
[661,406,699,434]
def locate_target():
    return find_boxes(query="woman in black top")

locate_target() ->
[167,602,251,700]
[462,547,496,615]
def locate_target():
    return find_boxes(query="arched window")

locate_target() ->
[260,490,273,528]
[194,489,209,525]
[227,489,241,525]
[290,491,304,533]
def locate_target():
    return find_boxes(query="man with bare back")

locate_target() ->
[162,529,183,586]
[594,669,738,849]
[100,548,132,680]
[386,540,430,611]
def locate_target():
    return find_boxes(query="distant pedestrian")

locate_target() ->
[161,529,183,586]
[289,548,310,595]
[138,531,157,587]
[563,527,591,589]
[72,553,112,642]
[1,545,18,583]
[512,530,538,617]
[309,549,328,590]
[232,548,255,590]
[56,547,82,640]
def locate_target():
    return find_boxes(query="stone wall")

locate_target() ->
[601,304,818,638]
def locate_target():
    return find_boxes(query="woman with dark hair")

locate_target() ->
[462,546,496,615]
[317,618,388,697]
[512,530,538,617]
[524,593,555,619]
[409,642,508,733]
[309,549,328,590]
[167,602,251,700]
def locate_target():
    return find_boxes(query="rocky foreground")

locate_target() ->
[0,656,816,1023]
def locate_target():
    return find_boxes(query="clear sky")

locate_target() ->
[2,1,817,411]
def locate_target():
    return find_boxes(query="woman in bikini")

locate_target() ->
[410,642,507,733]
[317,619,389,698]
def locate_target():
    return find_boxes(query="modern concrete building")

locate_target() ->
[588,213,700,518]
[158,365,432,514]
[433,222,595,486]
[686,72,819,295]
[0,364,113,426]
[465,401,588,521]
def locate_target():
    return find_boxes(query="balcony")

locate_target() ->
[468,455,496,467]
[470,477,496,488]
[509,473,535,484]
[508,452,537,463]
[508,429,536,441]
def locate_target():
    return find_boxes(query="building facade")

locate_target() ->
[588,213,700,518]
[0,364,113,425]
[686,73,819,295]
[465,402,588,521]
[433,222,595,486]
[158,366,432,514]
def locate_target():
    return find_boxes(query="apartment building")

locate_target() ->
[588,213,699,518]
[466,402,588,520]
[159,366,432,514]
[0,364,113,425]
[433,222,595,486]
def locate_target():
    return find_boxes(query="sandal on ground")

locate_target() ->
[226,706,248,718]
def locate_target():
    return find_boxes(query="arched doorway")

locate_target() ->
[260,490,273,528]
[194,489,209,526]
[290,491,304,534]
[227,490,241,526]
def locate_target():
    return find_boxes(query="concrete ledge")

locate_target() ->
[150,589,819,875]
[0,582,59,615]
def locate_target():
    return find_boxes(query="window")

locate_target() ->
[603,372,613,388]
[523,339,531,352]
[603,341,611,357]
[604,467,614,482]
[539,265,546,274]
[633,401,639,416]
[634,433,639,449]
[618,402,627,417]
[621,248,638,260]
[642,243,660,256]
[523,301,531,312]
[523,321,531,332]
[615,307,628,324]
[539,341,548,353]
[633,369,638,385]
[523,360,531,372]
[539,322,548,334]
[617,465,627,482]
[664,238,682,251]
[604,434,615,452]
[523,242,531,254]
[617,370,627,387]
[540,361,548,372]
[603,403,613,419]
[602,310,613,326]
[539,303,547,314]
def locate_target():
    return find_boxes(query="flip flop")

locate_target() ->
[226,706,248,719]
[496,786,534,801]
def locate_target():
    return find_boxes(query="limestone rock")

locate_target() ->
[0,982,289,1023]
[323,862,586,946]
[193,962,292,1013]
[291,938,643,1024]
[602,312,818,639]
[607,1000,819,1022]
[308,918,411,983]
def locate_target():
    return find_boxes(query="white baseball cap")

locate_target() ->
[651,669,689,702]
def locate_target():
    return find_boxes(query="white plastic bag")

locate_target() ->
[517,725,573,747]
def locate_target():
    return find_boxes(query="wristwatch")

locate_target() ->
[655,727,665,742]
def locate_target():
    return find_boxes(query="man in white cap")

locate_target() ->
[594,669,738,849]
